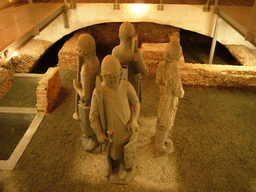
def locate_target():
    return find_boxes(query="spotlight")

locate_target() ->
[131,4,146,14]
[10,51,19,58]
[10,51,19,64]
[114,0,120,10]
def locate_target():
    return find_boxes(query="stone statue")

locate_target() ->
[73,33,100,151]
[89,55,140,184]
[155,38,184,156]
[112,21,148,100]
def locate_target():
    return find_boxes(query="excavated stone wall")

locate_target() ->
[1,23,255,107]
[13,39,52,73]
[141,43,256,87]
[36,67,62,113]
[0,67,12,99]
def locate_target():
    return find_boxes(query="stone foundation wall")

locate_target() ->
[36,67,62,113]
[141,43,185,75]
[57,31,86,70]
[13,39,52,73]
[57,23,179,71]
[141,43,256,87]
[180,63,256,87]
[0,67,12,99]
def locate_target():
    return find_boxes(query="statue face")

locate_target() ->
[76,48,84,57]
[108,72,121,87]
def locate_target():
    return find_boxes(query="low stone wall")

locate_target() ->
[0,67,12,99]
[57,31,86,70]
[141,43,185,75]
[13,39,52,73]
[180,63,256,87]
[141,43,256,88]
[36,67,62,113]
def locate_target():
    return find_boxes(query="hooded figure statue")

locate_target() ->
[89,55,140,184]
[155,38,184,156]
[73,33,100,151]
[112,21,148,100]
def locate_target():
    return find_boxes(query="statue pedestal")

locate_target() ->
[108,165,136,185]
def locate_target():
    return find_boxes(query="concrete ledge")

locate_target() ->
[0,108,45,171]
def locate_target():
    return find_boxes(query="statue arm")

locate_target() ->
[126,83,140,133]
[73,79,83,97]
[173,70,184,98]
[134,50,148,75]
[127,101,140,133]
[156,63,164,86]
[89,91,108,143]
[73,56,84,97]
[174,85,184,98]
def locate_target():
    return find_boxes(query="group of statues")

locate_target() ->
[72,21,184,184]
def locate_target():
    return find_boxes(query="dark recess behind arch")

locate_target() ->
[30,22,240,73]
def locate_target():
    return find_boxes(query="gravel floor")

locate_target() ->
[0,68,256,191]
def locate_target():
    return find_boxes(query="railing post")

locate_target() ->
[28,0,39,36]
[62,5,70,29]
[157,0,164,11]
[70,0,76,9]
[203,0,210,12]
[209,15,220,64]
[114,0,120,10]
[245,0,256,43]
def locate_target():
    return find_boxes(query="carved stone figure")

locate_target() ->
[89,55,140,184]
[155,38,184,156]
[73,33,100,151]
[112,21,148,100]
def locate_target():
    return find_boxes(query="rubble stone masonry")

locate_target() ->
[14,39,52,73]
[0,67,12,99]
[141,43,256,88]
[57,31,85,70]
[36,67,61,113]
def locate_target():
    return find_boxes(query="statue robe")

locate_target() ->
[112,46,148,99]
[156,60,183,131]
[90,80,139,160]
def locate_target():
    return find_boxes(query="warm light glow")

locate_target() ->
[10,51,18,58]
[131,4,146,14]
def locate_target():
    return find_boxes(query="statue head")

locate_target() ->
[165,39,182,63]
[119,22,135,41]
[76,34,96,57]
[101,55,122,87]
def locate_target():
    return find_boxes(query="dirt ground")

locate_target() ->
[1,68,256,191]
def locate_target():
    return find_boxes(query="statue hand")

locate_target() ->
[97,133,108,144]
[81,95,90,106]
[73,79,81,90]
[127,121,139,134]
[174,87,184,98]
[180,88,185,98]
